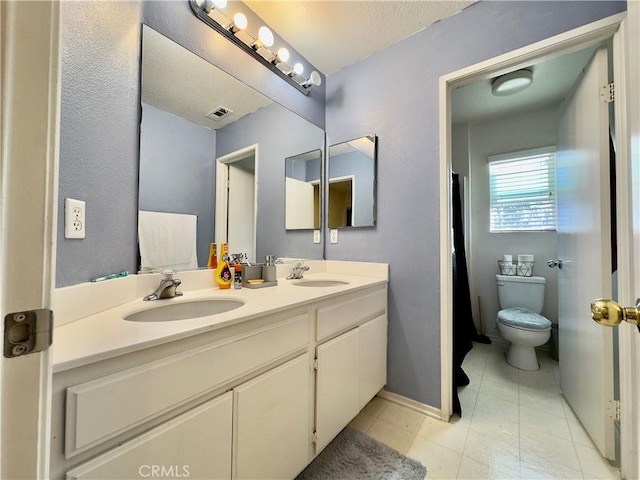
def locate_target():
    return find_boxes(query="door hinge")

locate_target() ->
[607,399,621,422]
[601,82,614,103]
[313,358,319,370]
[4,309,53,358]
[312,431,318,444]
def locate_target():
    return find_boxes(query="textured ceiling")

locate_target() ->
[245,1,477,75]
[142,26,272,130]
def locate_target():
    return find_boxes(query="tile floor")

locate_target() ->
[349,341,621,479]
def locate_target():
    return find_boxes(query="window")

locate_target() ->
[489,147,557,232]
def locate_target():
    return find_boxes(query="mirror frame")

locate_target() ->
[327,134,377,229]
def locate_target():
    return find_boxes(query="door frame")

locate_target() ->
[0,2,60,478]
[439,6,629,463]
[215,144,258,261]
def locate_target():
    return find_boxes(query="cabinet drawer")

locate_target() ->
[316,289,386,342]
[65,314,308,457]
[66,392,233,480]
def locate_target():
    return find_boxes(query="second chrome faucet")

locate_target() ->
[144,270,183,301]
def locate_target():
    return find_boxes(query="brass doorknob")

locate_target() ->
[591,298,640,327]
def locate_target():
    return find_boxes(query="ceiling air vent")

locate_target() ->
[206,106,234,121]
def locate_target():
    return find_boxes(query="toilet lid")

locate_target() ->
[497,307,552,330]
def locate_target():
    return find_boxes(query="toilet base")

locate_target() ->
[506,344,539,371]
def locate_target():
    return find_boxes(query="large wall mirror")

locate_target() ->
[327,135,377,228]
[138,26,325,271]
[285,150,322,230]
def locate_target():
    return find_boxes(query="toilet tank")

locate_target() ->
[496,274,546,313]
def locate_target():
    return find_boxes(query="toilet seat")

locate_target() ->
[497,307,552,331]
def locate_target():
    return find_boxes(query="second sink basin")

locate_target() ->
[293,280,349,288]
[125,299,244,322]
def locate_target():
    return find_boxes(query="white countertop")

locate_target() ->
[52,268,387,373]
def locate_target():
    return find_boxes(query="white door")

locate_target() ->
[0,2,60,478]
[613,7,640,479]
[285,177,315,229]
[233,355,310,480]
[556,47,614,459]
[315,328,360,452]
[227,163,256,263]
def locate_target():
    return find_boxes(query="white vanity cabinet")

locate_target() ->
[234,354,311,480]
[66,392,233,480]
[51,281,387,480]
[314,288,388,451]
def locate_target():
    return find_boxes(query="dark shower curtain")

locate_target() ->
[452,173,480,415]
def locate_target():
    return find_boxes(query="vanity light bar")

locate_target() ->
[189,0,320,95]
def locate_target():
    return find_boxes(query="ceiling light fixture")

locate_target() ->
[189,0,321,95]
[491,69,533,96]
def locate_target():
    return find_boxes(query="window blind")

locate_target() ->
[489,147,557,232]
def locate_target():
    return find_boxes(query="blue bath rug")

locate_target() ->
[295,427,427,480]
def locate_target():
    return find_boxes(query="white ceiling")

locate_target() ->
[244,1,477,75]
[452,47,596,124]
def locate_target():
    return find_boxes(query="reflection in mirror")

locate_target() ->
[138,26,324,271]
[285,150,322,230]
[327,135,377,228]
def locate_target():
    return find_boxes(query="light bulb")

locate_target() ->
[212,0,227,8]
[276,47,290,63]
[233,12,248,30]
[258,26,274,48]
[293,63,304,75]
[308,71,322,87]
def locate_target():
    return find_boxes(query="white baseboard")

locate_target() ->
[377,390,443,420]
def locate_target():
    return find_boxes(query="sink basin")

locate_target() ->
[293,280,349,288]
[125,299,244,322]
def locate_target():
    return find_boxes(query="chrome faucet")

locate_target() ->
[144,270,183,301]
[287,261,310,280]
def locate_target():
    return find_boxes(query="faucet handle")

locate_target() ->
[161,269,177,279]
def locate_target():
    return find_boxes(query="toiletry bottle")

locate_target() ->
[207,243,218,269]
[216,243,232,289]
[233,254,242,290]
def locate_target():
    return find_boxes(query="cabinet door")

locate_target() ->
[315,328,359,451]
[234,355,311,480]
[359,314,387,408]
[66,392,233,480]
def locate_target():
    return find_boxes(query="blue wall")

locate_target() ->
[139,104,217,267]
[325,1,626,407]
[57,0,325,286]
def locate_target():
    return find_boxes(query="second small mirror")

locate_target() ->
[328,135,377,228]
[285,149,322,230]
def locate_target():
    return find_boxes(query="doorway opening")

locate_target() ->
[440,12,626,467]
[215,144,258,263]
[328,176,355,228]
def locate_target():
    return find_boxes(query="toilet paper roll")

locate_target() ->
[503,255,512,262]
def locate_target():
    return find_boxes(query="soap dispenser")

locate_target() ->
[216,243,233,289]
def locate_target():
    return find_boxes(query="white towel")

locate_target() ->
[138,211,198,272]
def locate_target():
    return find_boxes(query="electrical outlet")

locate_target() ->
[330,229,338,244]
[65,198,85,239]
[313,230,321,244]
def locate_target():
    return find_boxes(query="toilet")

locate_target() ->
[495,274,552,371]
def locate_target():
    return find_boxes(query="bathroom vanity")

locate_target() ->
[50,262,388,479]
